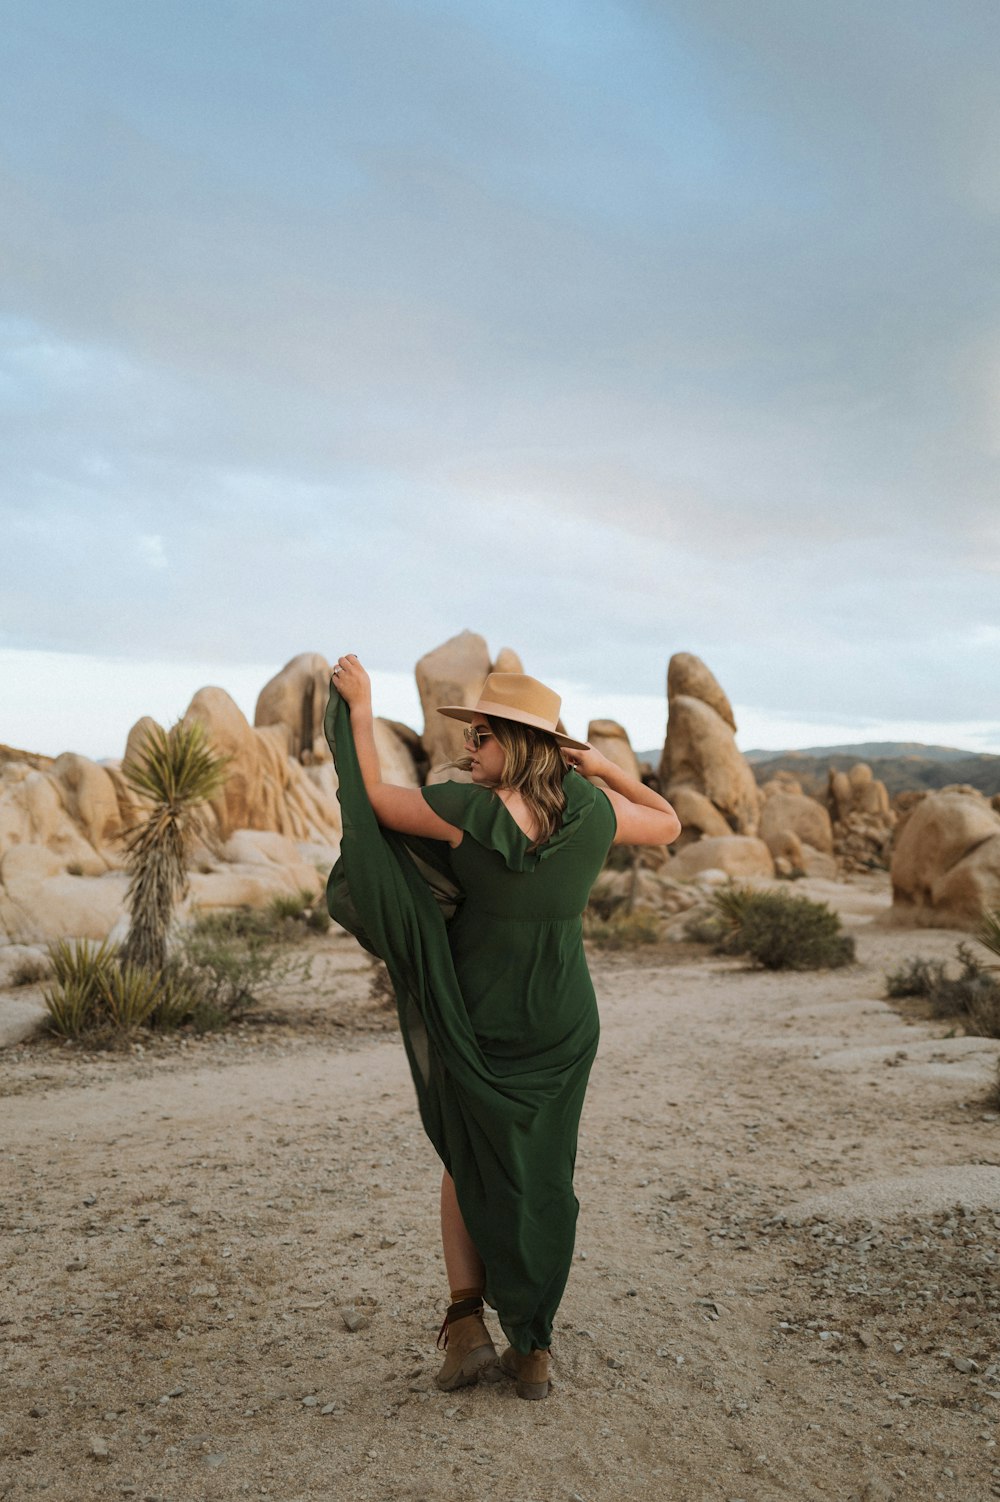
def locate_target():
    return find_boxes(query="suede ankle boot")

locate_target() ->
[499,1344,551,1400]
[434,1296,501,1391]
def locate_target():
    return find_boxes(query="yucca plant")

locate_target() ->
[100,962,162,1030]
[977,909,1000,963]
[44,976,99,1038]
[119,719,230,973]
[43,938,120,1038]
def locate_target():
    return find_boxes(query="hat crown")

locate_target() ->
[476,673,561,727]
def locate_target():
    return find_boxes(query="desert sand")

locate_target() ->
[3,878,1000,1502]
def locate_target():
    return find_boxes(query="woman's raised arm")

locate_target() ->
[330,655,462,846]
[566,745,681,847]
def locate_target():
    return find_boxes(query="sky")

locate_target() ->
[2,0,999,761]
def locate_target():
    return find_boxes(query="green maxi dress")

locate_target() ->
[324,687,616,1353]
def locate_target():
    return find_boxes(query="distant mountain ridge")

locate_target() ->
[742,740,991,764]
[635,740,1000,800]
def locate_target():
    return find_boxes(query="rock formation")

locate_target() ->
[0,682,346,945]
[891,786,1000,928]
[659,653,761,843]
[759,773,836,878]
[826,762,895,871]
[255,652,333,763]
[587,720,640,781]
[669,835,775,882]
[415,633,525,784]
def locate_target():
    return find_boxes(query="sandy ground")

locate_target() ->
[2,882,1000,1502]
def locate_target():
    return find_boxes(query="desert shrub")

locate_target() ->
[43,939,162,1041]
[44,976,99,1038]
[978,909,1000,962]
[9,956,51,987]
[884,956,948,998]
[884,942,1000,1040]
[306,905,331,933]
[268,888,317,921]
[100,963,162,1030]
[925,944,1000,1038]
[696,885,855,970]
[682,906,729,945]
[584,909,661,949]
[154,909,312,1031]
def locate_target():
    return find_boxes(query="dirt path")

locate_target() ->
[2,903,1000,1502]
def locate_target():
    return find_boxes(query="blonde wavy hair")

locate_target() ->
[485,716,567,850]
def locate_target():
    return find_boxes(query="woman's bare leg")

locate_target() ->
[440,1170,485,1295]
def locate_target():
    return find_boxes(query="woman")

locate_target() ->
[325,655,680,1400]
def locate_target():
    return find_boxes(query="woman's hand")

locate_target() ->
[561,743,610,780]
[331,653,373,712]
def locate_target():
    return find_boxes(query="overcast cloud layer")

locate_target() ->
[2,0,998,754]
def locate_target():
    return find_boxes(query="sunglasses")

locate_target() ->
[462,725,495,751]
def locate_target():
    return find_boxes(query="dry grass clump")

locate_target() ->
[41,907,315,1045]
[686,884,855,970]
[8,955,52,987]
[884,941,1000,1041]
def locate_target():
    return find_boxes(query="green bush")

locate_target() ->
[884,956,948,998]
[268,888,317,921]
[43,939,162,1041]
[693,885,855,970]
[883,942,1000,1040]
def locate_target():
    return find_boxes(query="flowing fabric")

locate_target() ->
[324,685,615,1352]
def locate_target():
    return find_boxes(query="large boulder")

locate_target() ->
[374,719,422,788]
[254,652,333,763]
[891,787,1000,928]
[587,720,640,781]
[670,835,775,881]
[416,631,491,784]
[760,780,834,857]
[667,653,737,731]
[182,687,342,844]
[662,785,732,848]
[661,691,761,836]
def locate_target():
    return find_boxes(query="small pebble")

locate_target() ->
[88,1435,109,1460]
[341,1307,367,1332]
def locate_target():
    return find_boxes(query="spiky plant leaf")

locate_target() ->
[122,720,229,807]
[43,976,99,1037]
[98,962,162,1030]
[977,909,1000,962]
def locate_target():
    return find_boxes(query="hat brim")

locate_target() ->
[437,703,590,753]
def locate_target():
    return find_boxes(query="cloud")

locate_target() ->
[1,1,998,741]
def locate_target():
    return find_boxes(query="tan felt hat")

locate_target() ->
[438,672,590,751]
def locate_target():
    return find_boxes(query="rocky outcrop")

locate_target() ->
[659,655,761,841]
[826,762,895,872]
[182,687,341,844]
[669,835,775,882]
[758,773,835,876]
[891,786,1000,928]
[416,630,491,784]
[0,683,346,945]
[587,720,640,781]
[255,652,334,763]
